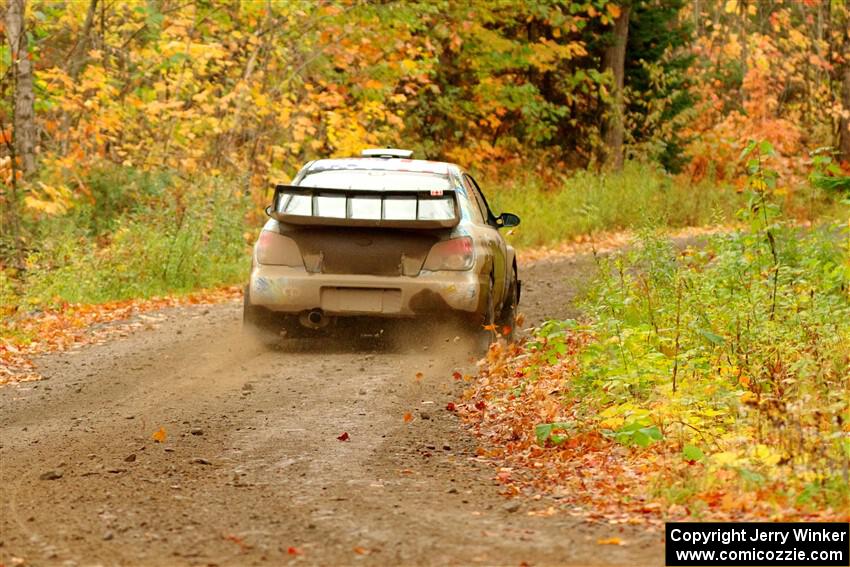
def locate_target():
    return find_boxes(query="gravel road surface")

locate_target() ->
[1,252,664,566]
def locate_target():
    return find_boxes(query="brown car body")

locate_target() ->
[243,150,520,340]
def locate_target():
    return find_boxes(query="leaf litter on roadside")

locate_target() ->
[1,286,241,386]
[458,327,850,524]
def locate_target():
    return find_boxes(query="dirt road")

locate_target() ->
[0,252,663,566]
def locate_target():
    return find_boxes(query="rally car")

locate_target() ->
[243,148,520,346]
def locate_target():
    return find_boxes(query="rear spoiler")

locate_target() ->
[269,184,460,229]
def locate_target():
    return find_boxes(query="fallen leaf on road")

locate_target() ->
[414,371,424,382]
[526,506,557,517]
[446,402,456,412]
[224,534,251,551]
[597,537,625,545]
[353,546,370,555]
[337,432,350,441]
[452,371,462,380]
[403,412,413,423]
[151,427,167,443]
[287,546,301,555]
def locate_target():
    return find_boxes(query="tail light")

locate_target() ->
[255,231,304,267]
[422,237,474,271]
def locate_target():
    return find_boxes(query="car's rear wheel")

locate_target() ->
[497,268,519,342]
[472,275,497,354]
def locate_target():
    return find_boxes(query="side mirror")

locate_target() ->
[264,205,273,217]
[497,212,520,228]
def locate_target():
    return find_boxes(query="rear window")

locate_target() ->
[299,170,450,191]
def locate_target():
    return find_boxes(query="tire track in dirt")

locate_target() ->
[0,251,663,566]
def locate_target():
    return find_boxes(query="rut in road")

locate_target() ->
[0,252,663,566]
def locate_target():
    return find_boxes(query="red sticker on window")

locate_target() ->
[430,189,444,196]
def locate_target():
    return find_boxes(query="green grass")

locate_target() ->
[486,161,840,249]
[3,167,251,311]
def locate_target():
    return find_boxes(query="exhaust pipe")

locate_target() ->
[300,309,328,329]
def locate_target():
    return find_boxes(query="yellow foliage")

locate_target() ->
[23,182,73,216]
[712,451,741,466]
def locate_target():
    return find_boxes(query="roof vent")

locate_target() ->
[361,148,414,159]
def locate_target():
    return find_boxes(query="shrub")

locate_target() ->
[12,170,250,307]
[569,145,850,508]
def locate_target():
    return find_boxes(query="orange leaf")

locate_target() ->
[415,372,424,382]
[403,412,413,423]
[597,537,624,545]
[353,546,370,555]
[337,431,350,441]
[606,3,622,18]
[151,427,167,443]
[224,534,251,551]
[287,546,301,555]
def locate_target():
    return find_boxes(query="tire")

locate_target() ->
[497,269,519,342]
[473,276,497,354]
[242,286,280,348]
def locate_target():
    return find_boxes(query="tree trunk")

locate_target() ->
[59,0,97,155]
[68,0,98,79]
[601,4,630,171]
[4,0,36,175]
[692,0,701,37]
[839,63,850,166]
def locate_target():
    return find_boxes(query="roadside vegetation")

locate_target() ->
[2,170,248,305]
[462,143,850,520]
[489,162,845,250]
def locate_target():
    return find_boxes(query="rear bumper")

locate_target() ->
[248,265,485,317]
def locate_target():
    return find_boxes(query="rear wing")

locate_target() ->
[269,184,460,229]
